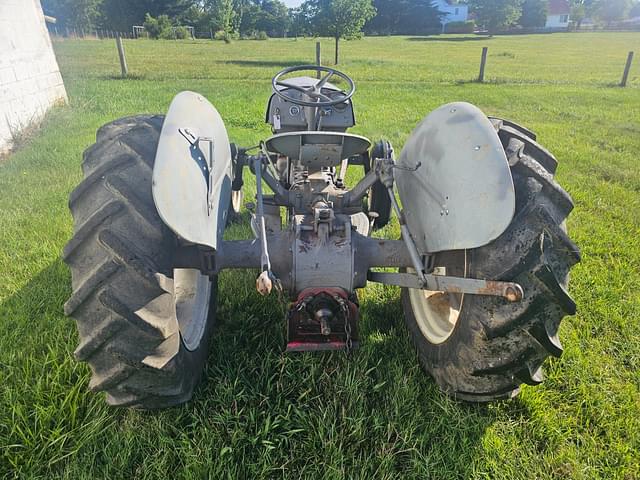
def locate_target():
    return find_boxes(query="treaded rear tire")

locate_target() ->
[401,118,580,402]
[63,115,217,409]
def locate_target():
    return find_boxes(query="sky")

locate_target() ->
[283,0,304,7]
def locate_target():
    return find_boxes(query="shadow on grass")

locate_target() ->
[196,275,505,477]
[407,36,493,42]
[216,60,310,68]
[0,257,510,477]
[0,258,118,477]
[100,73,146,81]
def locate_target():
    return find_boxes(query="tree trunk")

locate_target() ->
[334,36,339,65]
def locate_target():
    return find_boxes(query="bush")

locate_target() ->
[143,13,172,39]
[214,29,231,43]
[158,28,175,40]
[174,26,190,39]
[243,30,269,40]
[444,20,475,34]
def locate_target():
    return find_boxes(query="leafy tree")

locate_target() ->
[100,0,195,32]
[232,0,251,34]
[594,0,630,24]
[288,2,316,37]
[253,0,290,37]
[570,0,596,29]
[401,0,444,34]
[41,0,103,31]
[365,0,442,35]
[143,13,174,38]
[468,0,524,32]
[519,0,547,27]
[305,0,376,64]
[206,0,236,34]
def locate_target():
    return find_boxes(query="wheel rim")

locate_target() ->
[407,250,467,345]
[174,269,211,351]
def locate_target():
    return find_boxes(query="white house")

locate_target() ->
[433,0,469,32]
[0,0,67,154]
[545,0,570,29]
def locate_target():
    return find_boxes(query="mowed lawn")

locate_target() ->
[1,32,639,478]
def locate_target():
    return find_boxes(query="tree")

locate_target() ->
[401,0,444,34]
[100,0,195,32]
[594,0,630,24]
[519,0,547,27]
[305,0,376,64]
[570,0,600,29]
[468,0,523,32]
[206,0,236,34]
[253,0,290,37]
[365,0,443,35]
[41,0,103,31]
[143,13,174,38]
[289,4,313,37]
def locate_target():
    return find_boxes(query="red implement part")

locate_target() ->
[286,287,359,352]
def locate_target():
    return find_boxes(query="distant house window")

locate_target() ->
[559,14,569,23]
[455,7,459,14]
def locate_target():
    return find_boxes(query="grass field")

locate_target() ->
[1,32,640,478]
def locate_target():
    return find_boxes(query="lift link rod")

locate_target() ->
[253,155,278,296]
[367,271,524,302]
[377,157,428,285]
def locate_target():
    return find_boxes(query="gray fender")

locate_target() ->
[152,91,232,250]
[395,102,515,254]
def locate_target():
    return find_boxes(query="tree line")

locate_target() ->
[42,0,640,40]
[470,0,639,32]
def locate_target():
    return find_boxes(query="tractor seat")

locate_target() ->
[265,131,371,168]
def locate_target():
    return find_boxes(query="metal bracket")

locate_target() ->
[179,128,216,216]
[367,271,523,302]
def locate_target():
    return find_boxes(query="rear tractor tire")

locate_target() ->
[63,115,217,409]
[401,118,580,402]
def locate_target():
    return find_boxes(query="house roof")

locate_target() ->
[548,0,570,15]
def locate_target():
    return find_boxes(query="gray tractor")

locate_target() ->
[63,66,580,408]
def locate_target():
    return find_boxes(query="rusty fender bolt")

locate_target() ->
[505,284,524,302]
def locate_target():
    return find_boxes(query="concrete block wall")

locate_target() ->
[0,0,67,154]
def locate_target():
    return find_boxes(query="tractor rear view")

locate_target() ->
[63,66,579,408]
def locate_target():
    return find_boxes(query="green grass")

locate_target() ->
[1,32,639,478]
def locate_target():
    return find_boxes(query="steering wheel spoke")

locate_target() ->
[275,81,309,95]
[316,70,334,89]
[306,90,333,102]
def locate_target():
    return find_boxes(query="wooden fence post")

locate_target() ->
[116,35,128,78]
[316,41,321,78]
[478,46,488,83]
[620,51,634,87]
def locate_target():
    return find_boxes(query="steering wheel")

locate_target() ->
[272,65,355,108]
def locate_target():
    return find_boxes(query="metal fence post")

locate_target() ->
[620,51,634,87]
[316,41,321,78]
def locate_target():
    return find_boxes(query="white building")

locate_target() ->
[0,0,67,154]
[545,0,571,29]
[433,0,469,32]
